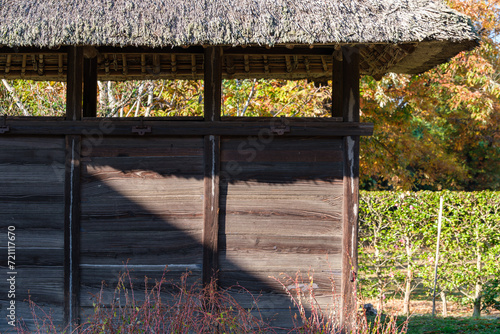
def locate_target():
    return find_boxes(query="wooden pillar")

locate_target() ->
[203,47,222,122]
[339,46,360,331]
[64,46,84,330]
[202,47,222,285]
[63,135,81,330]
[83,56,98,117]
[66,47,83,120]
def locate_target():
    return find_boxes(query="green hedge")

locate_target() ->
[358,191,500,317]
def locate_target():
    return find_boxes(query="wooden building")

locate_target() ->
[0,0,477,331]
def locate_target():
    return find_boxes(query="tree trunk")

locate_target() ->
[473,296,481,318]
[2,79,29,116]
[403,268,411,316]
[473,282,482,318]
[374,237,384,313]
[473,223,482,319]
[98,81,107,108]
[403,241,412,317]
[144,84,154,117]
[440,290,447,317]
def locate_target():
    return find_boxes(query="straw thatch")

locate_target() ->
[0,0,479,77]
[0,0,477,47]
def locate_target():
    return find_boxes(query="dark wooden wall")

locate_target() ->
[0,133,346,331]
[0,136,66,330]
[219,136,344,326]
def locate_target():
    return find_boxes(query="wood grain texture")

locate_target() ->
[79,136,205,320]
[2,119,373,137]
[218,135,344,327]
[66,47,83,121]
[204,47,222,122]
[64,135,82,328]
[341,46,360,332]
[79,266,202,313]
[80,230,203,265]
[203,135,220,285]
[0,267,65,332]
[0,137,65,332]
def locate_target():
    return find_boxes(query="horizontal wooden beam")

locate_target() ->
[0,46,69,54]
[223,46,335,56]
[0,46,336,57]
[96,46,206,54]
[0,119,373,137]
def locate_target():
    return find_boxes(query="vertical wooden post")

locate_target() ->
[83,56,98,117]
[203,135,221,285]
[340,46,360,331]
[64,46,84,330]
[204,47,222,122]
[66,47,84,120]
[64,135,81,331]
[203,47,222,285]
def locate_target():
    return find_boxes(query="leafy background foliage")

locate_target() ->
[359,191,500,318]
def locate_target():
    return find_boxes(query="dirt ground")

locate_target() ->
[361,298,500,319]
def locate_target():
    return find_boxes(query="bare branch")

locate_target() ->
[1,79,29,116]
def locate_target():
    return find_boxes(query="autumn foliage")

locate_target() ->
[359,0,500,191]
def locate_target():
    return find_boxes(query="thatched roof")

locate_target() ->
[0,0,479,79]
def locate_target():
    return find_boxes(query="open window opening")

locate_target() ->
[93,80,204,118]
[0,79,66,117]
[222,79,332,117]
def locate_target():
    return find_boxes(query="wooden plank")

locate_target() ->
[224,235,342,254]
[81,136,204,157]
[0,206,64,229]
[0,182,65,196]
[220,136,343,150]
[222,149,343,163]
[1,119,374,137]
[82,160,204,181]
[96,45,205,54]
[204,47,222,122]
[224,46,335,56]
[0,248,63,266]
[0,230,63,249]
[218,271,340,295]
[81,175,203,195]
[80,230,203,265]
[63,135,81,329]
[0,165,66,183]
[81,169,204,231]
[220,161,343,181]
[66,47,83,121]
[220,215,342,236]
[0,267,65,332]
[0,47,69,54]
[0,267,64,303]
[340,46,360,332]
[221,198,342,222]
[83,57,98,118]
[220,251,342,272]
[203,135,220,285]
[220,179,343,196]
[79,267,202,310]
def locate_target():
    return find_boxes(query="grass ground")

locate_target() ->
[364,298,500,333]
[403,315,500,334]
